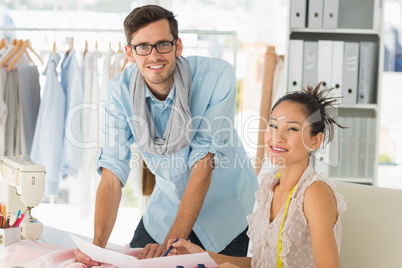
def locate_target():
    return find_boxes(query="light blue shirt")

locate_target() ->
[145,85,175,139]
[97,56,258,252]
[31,54,66,195]
[60,49,84,177]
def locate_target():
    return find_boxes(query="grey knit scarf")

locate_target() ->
[130,56,192,155]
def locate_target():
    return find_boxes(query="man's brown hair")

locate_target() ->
[123,5,179,45]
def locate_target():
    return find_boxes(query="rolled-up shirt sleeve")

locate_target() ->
[97,79,133,187]
[188,62,237,169]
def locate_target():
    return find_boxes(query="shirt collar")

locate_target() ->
[145,84,175,105]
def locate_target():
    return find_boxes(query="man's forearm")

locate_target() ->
[163,153,214,245]
[93,168,122,248]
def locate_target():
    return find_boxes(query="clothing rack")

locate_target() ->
[0,27,238,69]
[0,27,236,35]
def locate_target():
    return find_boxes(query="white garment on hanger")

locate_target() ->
[72,49,102,218]
[82,49,102,163]
[112,52,126,77]
[100,48,114,101]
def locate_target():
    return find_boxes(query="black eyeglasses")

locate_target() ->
[128,39,176,56]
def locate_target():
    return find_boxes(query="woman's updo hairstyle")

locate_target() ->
[271,82,345,143]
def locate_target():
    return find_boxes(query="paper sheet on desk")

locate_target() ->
[71,234,218,268]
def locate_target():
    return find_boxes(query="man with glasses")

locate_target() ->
[75,5,258,266]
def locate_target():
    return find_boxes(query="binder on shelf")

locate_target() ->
[350,117,360,178]
[342,42,359,104]
[358,117,368,178]
[317,40,333,88]
[373,0,382,30]
[329,116,343,178]
[365,117,376,178]
[328,144,340,178]
[328,115,340,177]
[338,0,374,29]
[290,0,307,28]
[323,0,339,28]
[358,41,378,104]
[339,116,351,178]
[303,41,318,88]
[308,0,324,28]
[331,41,344,103]
[288,40,304,91]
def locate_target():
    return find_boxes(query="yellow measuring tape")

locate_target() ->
[276,172,298,268]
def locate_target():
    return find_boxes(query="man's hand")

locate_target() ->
[74,247,100,267]
[140,243,167,259]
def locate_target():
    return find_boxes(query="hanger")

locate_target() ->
[7,39,44,71]
[24,50,34,65]
[11,39,17,46]
[84,40,88,57]
[26,39,43,64]
[117,41,122,53]
[108,41,115,54]
[0,39,8,49]
[121,58,128,72]
[0,39,23,67]
[53,42,56,55]
[66,39,74,56]
[95,41,98,50]
[7,39,31,71]
[7,39,30,71]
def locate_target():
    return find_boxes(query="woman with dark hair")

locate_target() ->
[167,84,347,268]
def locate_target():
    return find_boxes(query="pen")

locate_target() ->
[164,238,179,256]
[3,218,9,229]
[12,214,21,227]
[10,210,22,228]
[15,213,25,228]
[0,205,5,227]
[16,210,21,220]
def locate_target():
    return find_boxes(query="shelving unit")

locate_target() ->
[285,0,384,185]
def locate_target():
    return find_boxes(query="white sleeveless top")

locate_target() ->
[247,163,347,268]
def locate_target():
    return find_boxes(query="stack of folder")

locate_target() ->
[290,0,381,30]
[327,116,376,179]
[287,40,378,105]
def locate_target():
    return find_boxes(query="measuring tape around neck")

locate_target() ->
[276,173,298,268]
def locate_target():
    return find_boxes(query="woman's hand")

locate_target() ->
[166,238,205,255]
[217,263,241,268]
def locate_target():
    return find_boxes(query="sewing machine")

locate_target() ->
[0,156,45,240]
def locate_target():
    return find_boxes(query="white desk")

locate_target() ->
[34,203,140,248]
